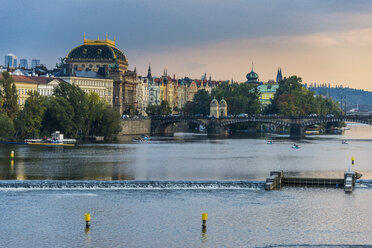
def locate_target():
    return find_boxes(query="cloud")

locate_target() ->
[182,62,207,70]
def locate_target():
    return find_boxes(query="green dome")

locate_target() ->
[246,69,258,81]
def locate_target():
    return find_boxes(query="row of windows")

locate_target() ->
[74,64,102,69]
[76,80,110,87]
[18,88,36,95]
[82,89,112,96]
[38,89,53,96]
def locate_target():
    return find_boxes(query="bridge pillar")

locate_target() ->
[290,124,305,139]
[207,119,228,137]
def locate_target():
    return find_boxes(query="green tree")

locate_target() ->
[85,92,105,136]
[15,92,46,138]
[0,113,15,140]
[211,82,261,115]
[0,71,19,120]
[53,82,87,134]
[41,97,75,136]
[192,89,211,115]
[146,101,172,116]
[159,100,172,115]
[267,76,342,116]
[146,104,160,116]
[93,105,122,140]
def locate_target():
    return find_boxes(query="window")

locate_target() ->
[89,64,93,68]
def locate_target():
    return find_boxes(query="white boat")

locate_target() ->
[291,144,300,149]
[25,131,76,146]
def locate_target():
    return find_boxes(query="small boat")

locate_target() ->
[342,139,348,144]
[267,141,273,144]
[291,144,300,149]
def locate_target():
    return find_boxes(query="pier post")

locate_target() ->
[265,170,283,190]
[344,171,355,193]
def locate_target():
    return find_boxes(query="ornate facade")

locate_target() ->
[209,98,227,118]
[65,35,137,113]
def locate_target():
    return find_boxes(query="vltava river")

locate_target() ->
[0,123,372,247]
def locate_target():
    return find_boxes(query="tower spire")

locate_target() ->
[147,64,152,79]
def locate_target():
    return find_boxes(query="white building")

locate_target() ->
[33,77,63,96]
[136,77,149,116]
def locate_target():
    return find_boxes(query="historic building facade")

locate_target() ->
[59,74,114,104]
[209,98,227,118]
[65,35,137,113]
[136,76,149,116]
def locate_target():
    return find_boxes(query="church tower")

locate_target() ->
[147,64,152,79]
[276,68,283,83]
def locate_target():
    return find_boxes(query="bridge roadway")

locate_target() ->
[150,115,372,139]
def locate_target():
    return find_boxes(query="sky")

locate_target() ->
[1,0,372,90]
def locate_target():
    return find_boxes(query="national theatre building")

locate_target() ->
[64,35,138,113]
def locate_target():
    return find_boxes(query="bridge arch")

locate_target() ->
[151,116,208,135]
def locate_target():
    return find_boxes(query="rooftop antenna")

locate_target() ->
[84,32,86,40]
[106,32,108,40]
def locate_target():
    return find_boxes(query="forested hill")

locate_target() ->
[308,86,372,110]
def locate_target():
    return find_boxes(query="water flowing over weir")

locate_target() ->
[0,180,371,191]
[0,180,266,190]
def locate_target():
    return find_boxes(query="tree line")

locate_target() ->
[0,72,121,141]
[178,76,342,117]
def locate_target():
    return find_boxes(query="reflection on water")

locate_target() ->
[1,123,372,181]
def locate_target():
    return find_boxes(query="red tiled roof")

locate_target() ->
[29,76,58,84]
[0,75,37,83]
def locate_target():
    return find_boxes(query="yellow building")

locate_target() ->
[257,83,279,106]
[0,75,38,106]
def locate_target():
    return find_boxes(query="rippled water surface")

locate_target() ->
[1,124,372,247]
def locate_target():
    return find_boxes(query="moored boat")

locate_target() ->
[25,131,76,147]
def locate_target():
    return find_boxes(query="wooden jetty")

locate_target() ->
[265,170,357,193]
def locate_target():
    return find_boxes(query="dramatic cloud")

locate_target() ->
[1,0,372,89]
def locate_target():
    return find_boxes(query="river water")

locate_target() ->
[1,124,372,247]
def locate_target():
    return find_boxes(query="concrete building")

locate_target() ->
[20,59,28,69]
[31,59,40,69]
[5,53,17,68]
[147,66,161,106]
[136,77,149,116]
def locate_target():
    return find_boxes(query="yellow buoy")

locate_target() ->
[202,213,208,229]
[85,213,91,222]
[10,151,14,158]
[202,213,208,221]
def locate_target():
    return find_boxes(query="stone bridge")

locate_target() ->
[150,115,372,139]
